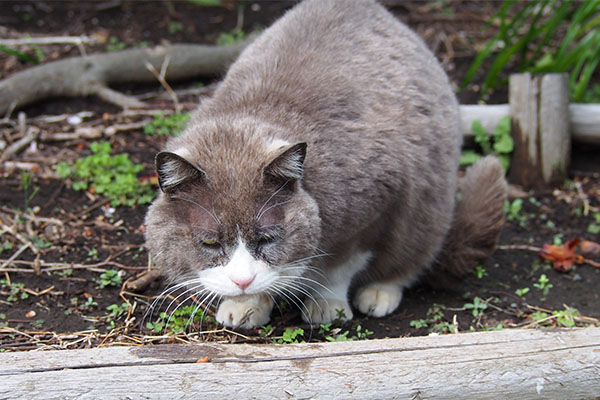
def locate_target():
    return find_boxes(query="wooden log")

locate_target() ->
[508,73,571,189]
[459,103,600,145]
[0,327,598,399]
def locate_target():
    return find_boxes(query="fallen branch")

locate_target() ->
[0,37,256,114]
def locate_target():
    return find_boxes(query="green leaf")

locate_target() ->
[0,44,40,64]
[186,0,223,6]
[460,150,482,166]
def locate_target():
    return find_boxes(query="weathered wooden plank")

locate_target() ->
[0,327,598,399]
[459,104,600,145]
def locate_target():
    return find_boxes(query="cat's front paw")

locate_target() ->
[353,282,403,317]
[302,298,353,324]
[216,295,272,329]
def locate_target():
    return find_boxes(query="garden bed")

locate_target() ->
[0,1,599,351]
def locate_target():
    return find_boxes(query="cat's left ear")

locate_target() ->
[155,151,204,193]
[264,142,307,182]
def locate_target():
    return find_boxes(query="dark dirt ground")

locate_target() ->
[0,1,599,351]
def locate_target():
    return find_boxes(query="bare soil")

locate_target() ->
[0,1,599,351]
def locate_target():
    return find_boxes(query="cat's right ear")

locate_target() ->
[155,152,204,194]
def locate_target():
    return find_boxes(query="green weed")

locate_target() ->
[56,141,155,207]
[533,273,553,297]
[587,213,600,234]
[504,199,527,224]
[0,241,13,255]
[20,171,39,210]
[275,327,305,344]
[106,36,126,51]
[460,116,513,171]
[464,296,488,318]
[168,21,184,34]
[0,280,29,302]
[472,265,487,279]
[186,0,223,6]
[216,29,245,46]
[515,287,530,297]
[463,0,600,102]
[144,113,190,136]
[147,305,212,334]
[97,269,122,289]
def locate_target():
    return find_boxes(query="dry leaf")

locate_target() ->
[580,240,600,256]
[540,238,600,272]
[196,356,210,363]
[540,238,581,272]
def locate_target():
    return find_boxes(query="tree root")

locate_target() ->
[0,37,255,115]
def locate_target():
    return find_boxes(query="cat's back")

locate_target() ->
[210,0,458,135]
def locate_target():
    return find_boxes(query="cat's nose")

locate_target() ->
[231,275,255,291]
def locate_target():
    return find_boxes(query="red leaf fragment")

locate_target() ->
[540,238,600,272]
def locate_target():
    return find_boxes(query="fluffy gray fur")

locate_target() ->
[145,0,507,329]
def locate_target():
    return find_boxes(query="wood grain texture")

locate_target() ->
[1,327,599,399]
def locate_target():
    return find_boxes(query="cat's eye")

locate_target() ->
[257,235,277,249]
[200,238,222,251]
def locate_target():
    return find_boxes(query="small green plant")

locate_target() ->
[460,116,513,171]
[106,302,131,330]
[587,213,600,234]
[73,296,98,311]
[0,280,29,302]
[98,269,122,289]
[20,171,39,210]
[147,305,211,334]
[168,21,184,34]
[353,325,374,340]
[504,199,527,224]
[54,268,73,277]
[0,241,13,255]
[553,306,579,328]
[259,324,273,338]
[144,113,190,136]
[106,36,126,51]
[31,319,45,329]
[472,265,487,279]
[515,287,530,297]
[533,274,553,296]
[335,308,348,320]
[275,327,305,344]
[56,141,155,207]
[464,296,488,318]
[87,247,99,261]
[216,29,245,46]
[409,319,429,329]
[186,0,223,6]
[30,236,52,251]
[410,304,455,334]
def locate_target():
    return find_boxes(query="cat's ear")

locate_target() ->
[264,142,307,182]
[155,151,203,193]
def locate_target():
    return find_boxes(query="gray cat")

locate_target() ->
[145,0,507,329]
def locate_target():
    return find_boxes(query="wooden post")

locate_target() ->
[508,73,571,189]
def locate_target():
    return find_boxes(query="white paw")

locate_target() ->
[216,295,272,329]
[302,298,353,324]
[353,282,403,317]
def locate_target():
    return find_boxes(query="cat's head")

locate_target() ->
[145,129,321,303]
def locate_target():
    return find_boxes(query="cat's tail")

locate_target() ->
[431,156,507,282]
